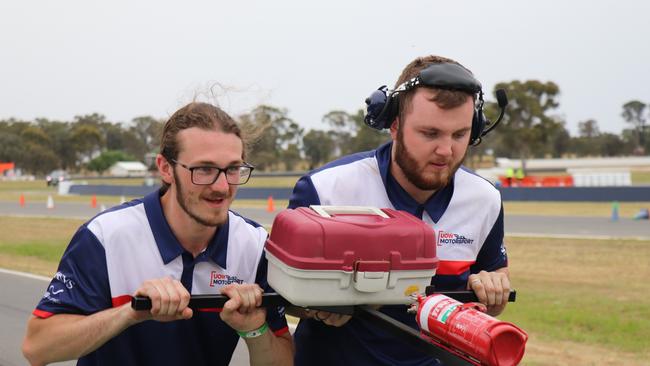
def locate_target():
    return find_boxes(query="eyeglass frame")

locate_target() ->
[170,159,255,186]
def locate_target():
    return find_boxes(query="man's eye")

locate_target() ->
[226,167,240,175]
[196,167,215,174]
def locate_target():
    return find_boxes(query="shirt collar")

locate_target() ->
[375,141,454,223]
[143,190,229,269]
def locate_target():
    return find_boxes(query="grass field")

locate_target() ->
[1,214,648,365]
[0,176,299,188]
[501,237,650,365]
[632,171,650,185]
[0,176,300,204]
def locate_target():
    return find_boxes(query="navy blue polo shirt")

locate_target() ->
[288,141,507,366]
[34,190,288,365]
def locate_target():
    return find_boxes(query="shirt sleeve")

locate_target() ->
[254,254,289,336]
[33,225,111,318]
[471,204,508,273]
[288,175,320,209]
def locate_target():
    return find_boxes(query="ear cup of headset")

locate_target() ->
[470,110,487,145]
[470,92,487,145]
[364,86,397,130]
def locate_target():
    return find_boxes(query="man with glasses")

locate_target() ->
[288,55,510,365]
[23,102,294,366]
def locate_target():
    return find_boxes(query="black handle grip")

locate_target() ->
[131,293,291,311]
[131,290,516,311]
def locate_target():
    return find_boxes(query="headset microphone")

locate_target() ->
[496,89,508,108]
[480,88,508,138]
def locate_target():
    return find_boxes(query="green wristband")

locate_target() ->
[237,323,269,339]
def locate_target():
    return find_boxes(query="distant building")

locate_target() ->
[495,156,650,172]
[0,162,15,175]
[477,156,650,187]
[108,161,148,177]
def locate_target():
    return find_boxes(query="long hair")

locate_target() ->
[158,102,245,191]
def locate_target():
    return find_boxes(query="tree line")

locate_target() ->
[1,80,648,175]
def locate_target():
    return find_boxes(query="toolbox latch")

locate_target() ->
[353,261,390,292]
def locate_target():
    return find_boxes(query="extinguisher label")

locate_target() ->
[437,304,460,324]
[426,295,461,325]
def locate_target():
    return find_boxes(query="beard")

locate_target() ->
[173,168,230,227]
[394,127,465,191]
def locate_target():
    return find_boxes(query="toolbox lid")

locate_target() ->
[266,206,438,272]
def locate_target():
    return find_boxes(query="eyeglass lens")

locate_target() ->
[192,166,251,185]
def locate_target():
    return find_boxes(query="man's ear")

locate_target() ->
[157,154,174,185]
[389,117,399,140]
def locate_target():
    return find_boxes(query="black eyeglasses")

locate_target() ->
[171,160,254,185]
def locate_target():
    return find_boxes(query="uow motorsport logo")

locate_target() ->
[437,230,474,246]
[209,271,244,287]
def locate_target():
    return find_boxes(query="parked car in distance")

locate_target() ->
[46,170,68,186]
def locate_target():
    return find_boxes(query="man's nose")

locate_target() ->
[209,172,230,191]
[435,137,453,157]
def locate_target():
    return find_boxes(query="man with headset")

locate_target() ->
[288,55,510,365]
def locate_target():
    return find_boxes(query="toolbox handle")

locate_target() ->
[310,205,389,218]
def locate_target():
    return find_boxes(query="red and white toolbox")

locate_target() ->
[132,205,525,366]
[264,205,439,306]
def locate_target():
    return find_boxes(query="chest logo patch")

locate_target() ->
[437,230,474,246]
[209,271,244,287]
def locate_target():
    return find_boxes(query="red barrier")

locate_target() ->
[498,175,574,188]
[0,162,15,175]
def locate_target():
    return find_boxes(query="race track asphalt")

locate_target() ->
[0,268,253,366]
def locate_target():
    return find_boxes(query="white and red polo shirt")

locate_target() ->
[288,141,507,366]
[34,190,288,365]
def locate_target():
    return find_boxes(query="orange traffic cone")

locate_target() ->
[266,196,275,212]
[91,195,97,208]
[19,193,25,207]
[46,195,54,209]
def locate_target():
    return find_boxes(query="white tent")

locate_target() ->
[108,161,148,177]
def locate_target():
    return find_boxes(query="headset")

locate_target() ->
[364,62,508,145]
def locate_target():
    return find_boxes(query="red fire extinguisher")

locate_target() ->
[415,294,528,366]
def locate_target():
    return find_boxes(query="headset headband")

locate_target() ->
[393,63,482,96]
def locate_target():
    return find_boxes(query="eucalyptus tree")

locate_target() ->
[322,109,388,157]
[238,105,303,171]
[489,80,566,168]
[621,100,648,153]
[302,129,335,170]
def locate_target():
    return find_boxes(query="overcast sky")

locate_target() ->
[1,0,648,136]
